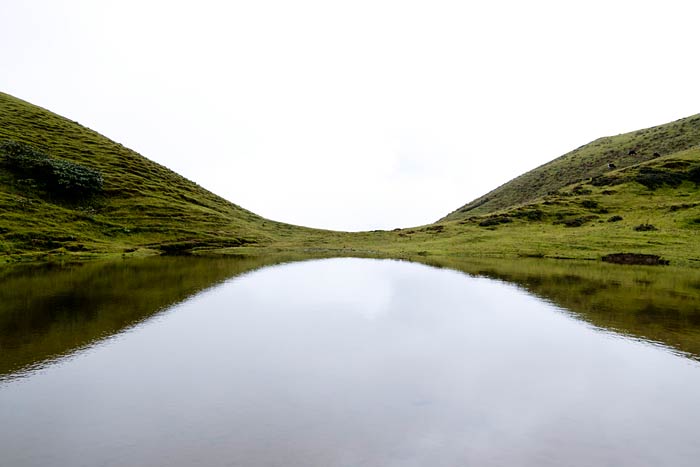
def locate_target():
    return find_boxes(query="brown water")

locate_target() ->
[1,257,699,466]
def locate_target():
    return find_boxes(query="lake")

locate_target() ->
[1,256,700,466]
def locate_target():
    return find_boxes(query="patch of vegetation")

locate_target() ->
[512,209,544,221]
[634,223,658,232]
[669,202,700,212]
[602,253,669,266]
[689,167,700,185]
[563,217,594,228]
[572,185,592,195]
[607,215,623,222]
[581,200,599,209]
[0,140,103,198]
[478,215,512,227]
[591,175,625,187]
[635,167,685,190]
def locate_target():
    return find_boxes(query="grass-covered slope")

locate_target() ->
[0,92,327,260]
[375,146,700,265]
[2,91,699,266]
[442,114,700,220]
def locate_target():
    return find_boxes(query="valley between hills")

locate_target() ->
[1,91,699,267]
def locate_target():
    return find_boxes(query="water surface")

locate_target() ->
[1,257,699,466]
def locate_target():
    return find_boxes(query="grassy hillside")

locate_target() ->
[0,92,336,261]
[442,114,700,220]
[357,146,700,265]
[1,91,699,267]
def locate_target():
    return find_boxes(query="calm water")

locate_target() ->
[1,257,700,466]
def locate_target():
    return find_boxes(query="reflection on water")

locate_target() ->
[421,257,700,360]
[0,255,290,377]
[1,257,700,467]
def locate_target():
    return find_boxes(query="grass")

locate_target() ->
[442,114,700,219]
[0,91,333,261]
[1,91,700,267]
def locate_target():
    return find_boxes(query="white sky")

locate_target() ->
[2,1,699,231]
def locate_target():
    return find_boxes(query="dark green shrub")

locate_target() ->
[607,215,623,222]
[634,223,658,231]
[669,203,699,212]
[0,140,103,198]
[635,167,684,190]
[513,209,544,221]
[524,209,544,221]
[688,167,700,185]
[581,200,599,209]
[44,158,103,196]
[479,216,512,227]
[564,218,587,227]
[0,140,50,173]
[591,175,624,187]
[572,185,592,195]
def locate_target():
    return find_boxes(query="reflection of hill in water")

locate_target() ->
[0,256,295,378]
[424,257,700,360]
[2,256,699,380]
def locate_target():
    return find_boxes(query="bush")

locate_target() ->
[513,209,544,221]
[591,175,623,187]
[581,200,599,209]
[607,215,623,222]
[46,158,103,196]
[0,140,103,198]
[634,223,658,231]
[564,217,588,227]
[479,216,512,227]
[635,167,684,190]
[688,167,700,185]
[572,185,592,195]
[0,140,50,173]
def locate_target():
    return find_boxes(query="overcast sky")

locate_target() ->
[2,1,699,230]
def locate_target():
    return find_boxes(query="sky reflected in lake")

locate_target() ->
[1,258,699,467]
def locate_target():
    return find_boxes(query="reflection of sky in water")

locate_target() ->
[1,258,699,467]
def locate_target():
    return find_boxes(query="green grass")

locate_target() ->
[0,92,335,261]
[1,91,700,267]
[442,114,700,219]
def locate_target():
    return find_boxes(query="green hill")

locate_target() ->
[0,92,330,260]
[2,91,699,266]
[442,114,700,220]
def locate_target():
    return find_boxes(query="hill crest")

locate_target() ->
[441,114,700,220]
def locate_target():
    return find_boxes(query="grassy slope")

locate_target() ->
[323,137,700,266]
[442,114,700,219]
[0,92,338,260]
[1,91,699,266]
[356,147,700,265]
